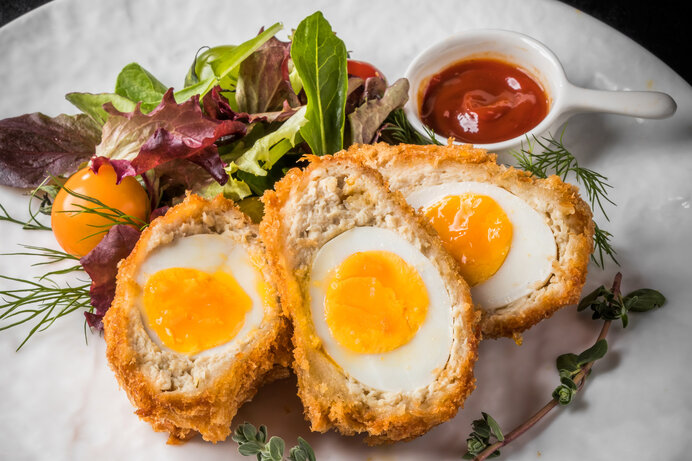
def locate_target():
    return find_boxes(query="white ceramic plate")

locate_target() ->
[1,0,690,460]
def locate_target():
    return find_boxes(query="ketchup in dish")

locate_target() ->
[420,58,549,144]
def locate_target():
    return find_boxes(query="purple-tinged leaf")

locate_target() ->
[236,37,301,114]
[0,113,100,188]
[80,224,140,330]
[93,88,245,183]
[348,78,409,145]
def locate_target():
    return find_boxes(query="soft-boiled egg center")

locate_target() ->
[310,227,453,392]
[136,233,267,357]
[324,250,429,354]
[423,193,513,286]
[407,181,557,310]
[143,268,251,355]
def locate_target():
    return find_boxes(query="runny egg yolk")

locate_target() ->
[143,267,252,355]
[324,250,429,354]
[423,193,513,286]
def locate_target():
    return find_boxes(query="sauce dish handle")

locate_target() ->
[562,84,677,119]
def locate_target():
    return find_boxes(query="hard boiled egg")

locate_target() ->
[407,181,557,310]
[309,227,453,392]
[135,233,267,357]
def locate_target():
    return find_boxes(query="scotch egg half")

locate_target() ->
[407,181,557,310]
[261,155,479,443]
[337,142,594,337]
[104,195,289,443]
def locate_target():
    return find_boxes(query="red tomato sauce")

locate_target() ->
[420,58,549,144]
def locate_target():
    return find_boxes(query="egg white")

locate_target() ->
[135,233,265,358]
[309,227,453,392]
[406,181,556,310]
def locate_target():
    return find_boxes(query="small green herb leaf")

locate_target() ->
[483,412,504,442]
[553,383,575,406]
[267,436,285,461]
[556,353,580,376]
[623,288,666,312]
[577,285,608,311]
[463,413,504,459]
[577,338,608,365]
[289,438,316,461]
[291,11,348,155]
[233,423,316,461]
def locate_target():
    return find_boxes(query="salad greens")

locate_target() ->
[291,11,349,155]
[0,113,100,188]
[0,10,411,340]
[114,63,169,112]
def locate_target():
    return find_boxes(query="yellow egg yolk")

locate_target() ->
[324,250,429,354]
[142,267,252,355]
[423,193,513,286]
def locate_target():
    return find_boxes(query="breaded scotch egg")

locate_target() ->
[104,194,290,443]
[339,143,594,338]
[261,156,480,444]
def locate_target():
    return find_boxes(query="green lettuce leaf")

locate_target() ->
[65,92,137,126]
[199,164,252,201]
[185,45,236,87]
[291,11,348,155]
[234,106,307,176]
[211,23,283,86]
[115,63,168,112]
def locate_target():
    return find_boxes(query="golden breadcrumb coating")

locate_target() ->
[338,142,594,338]
[104,194,290,443]
[261,155,480,444]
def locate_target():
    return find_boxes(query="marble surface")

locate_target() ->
[0,0,690,460]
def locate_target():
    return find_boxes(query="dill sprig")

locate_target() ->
[379,109,443,146]
[2,245,82,280]
[0,274,92,351]
[512,130,618,268]
[0,202,51,231]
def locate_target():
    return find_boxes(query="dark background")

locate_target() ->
[0,0,689,85]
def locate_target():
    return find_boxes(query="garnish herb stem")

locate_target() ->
[472,273,622,461]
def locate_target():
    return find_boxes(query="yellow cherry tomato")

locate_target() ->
[51,164,150,257]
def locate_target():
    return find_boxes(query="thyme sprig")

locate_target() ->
[464,273,665,460]
[233,423,316,461]
[379,109,443,146]
[512,130,618,268]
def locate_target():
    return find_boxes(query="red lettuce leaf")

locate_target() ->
[202,86,297,124]
[348,78,409,145]
[150,206,170,221]
[93,88,246,184]
[236,36,301,114]
[0,113,101,188]
[79,224,140,330]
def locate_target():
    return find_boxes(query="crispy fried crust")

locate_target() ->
[338,143,594,338]
[104,194,290,443]
[261,155,480,444]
